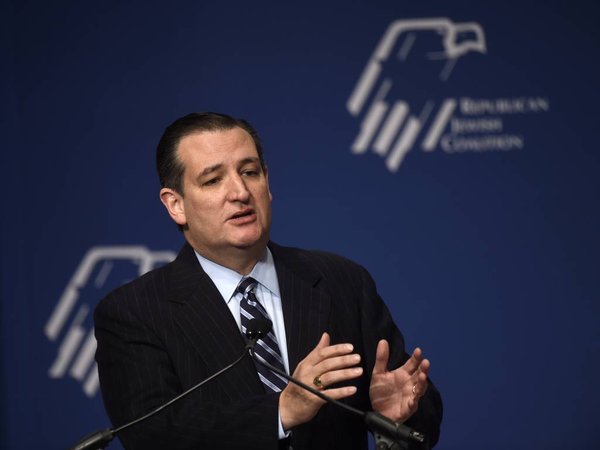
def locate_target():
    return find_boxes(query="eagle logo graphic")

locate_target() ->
[347,18,486,171]
[45,246,175,396]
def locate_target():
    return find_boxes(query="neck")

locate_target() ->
[189,241,268,275]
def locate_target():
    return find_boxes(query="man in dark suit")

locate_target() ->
[94,112,443,450]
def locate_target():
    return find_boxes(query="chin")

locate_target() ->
[231,233,268,250]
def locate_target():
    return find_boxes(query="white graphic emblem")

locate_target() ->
[347,17,549,172]
[45,246,176,397]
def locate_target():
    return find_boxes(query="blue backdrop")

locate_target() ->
[2,1,599,449]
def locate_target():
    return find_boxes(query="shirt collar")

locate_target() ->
[194,247,280,303]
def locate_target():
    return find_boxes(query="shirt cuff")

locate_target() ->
[278,409,291,439]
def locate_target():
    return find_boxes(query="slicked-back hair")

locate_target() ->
[156,112,265,195]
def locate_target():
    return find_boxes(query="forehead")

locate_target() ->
[177,127,258,171]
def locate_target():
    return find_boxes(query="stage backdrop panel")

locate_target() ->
[2,1,599,449]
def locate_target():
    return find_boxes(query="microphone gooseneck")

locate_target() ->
[70,320,424,449]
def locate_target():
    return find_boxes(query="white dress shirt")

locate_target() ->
[194,247,291,438]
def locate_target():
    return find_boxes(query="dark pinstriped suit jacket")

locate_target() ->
[94,242,442,450]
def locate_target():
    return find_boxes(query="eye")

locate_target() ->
[241,166,261,177]
[203,177,221,186]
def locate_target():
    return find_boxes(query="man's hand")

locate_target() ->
[369,340,430,423]
[279,332,363,430]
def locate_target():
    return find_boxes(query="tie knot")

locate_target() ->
[237,277,258,296]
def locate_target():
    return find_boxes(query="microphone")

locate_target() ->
[245,323,426,448]
[246,317,272,341]
[68,320,265,450]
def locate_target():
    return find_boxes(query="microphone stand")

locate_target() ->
[250,349,426,450]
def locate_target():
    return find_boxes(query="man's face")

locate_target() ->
[161,127,272,261]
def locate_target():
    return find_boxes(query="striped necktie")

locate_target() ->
[237,277,288,393]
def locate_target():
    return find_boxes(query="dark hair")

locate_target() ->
[156,112,265,195]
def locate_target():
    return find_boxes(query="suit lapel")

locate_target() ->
[167,244,262,394]
[270,243,331,372]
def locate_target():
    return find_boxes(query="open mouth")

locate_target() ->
[229,209,255,221]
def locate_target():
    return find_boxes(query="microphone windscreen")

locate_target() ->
[246,318,272,340]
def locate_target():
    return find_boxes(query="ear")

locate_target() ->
[160,188,187,226]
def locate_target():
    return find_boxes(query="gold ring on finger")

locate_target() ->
[313,375,324,389]
[412,383,417,395]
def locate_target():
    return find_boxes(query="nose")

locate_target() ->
[226,174,250,203]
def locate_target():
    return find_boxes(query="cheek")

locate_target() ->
[258,191,272,213]
[187,197,218,223]
[258,185,272,203]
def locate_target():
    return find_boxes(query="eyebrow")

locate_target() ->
[239,157,261,166]
[199,163,223,177]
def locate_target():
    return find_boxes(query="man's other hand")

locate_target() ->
[369,341,430,423]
